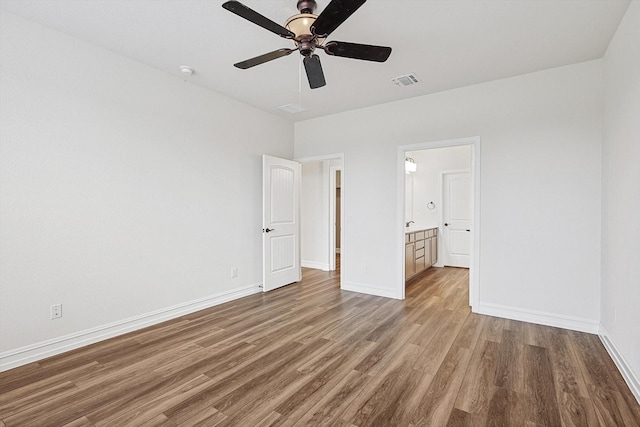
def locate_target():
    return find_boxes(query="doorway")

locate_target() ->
[397,137,480,308]
[297,154,344,288]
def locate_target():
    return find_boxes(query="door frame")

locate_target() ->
[329,165,342,271]
[295,153,345,287]
[396,137,480,310]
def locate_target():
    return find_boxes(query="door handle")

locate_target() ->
[263,228,275,233]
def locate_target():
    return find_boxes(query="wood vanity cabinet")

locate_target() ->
[430,234,438,265]
[405,227,438,280]
[405,242,416,277]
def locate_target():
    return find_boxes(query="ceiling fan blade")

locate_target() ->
[303,55,326,89]
[222,1,295,39]
[234,48,296,69]
[324,41,392,62]
[311,0,366,38]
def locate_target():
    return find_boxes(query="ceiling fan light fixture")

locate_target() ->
[285,13,324,47]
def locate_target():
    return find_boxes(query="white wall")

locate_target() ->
[295,60,603,330]
[406,146,471,228]
[301,161,329,270]
[0,12,293,368]
[601,0,640,400]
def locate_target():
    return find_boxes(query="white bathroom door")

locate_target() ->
[262,155,301,291]
[442,171,471,268]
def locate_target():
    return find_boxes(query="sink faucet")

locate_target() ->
[406,221,415,228]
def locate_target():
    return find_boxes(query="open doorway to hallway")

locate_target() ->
[298,156,344,287]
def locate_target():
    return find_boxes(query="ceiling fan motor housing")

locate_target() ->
[297,35,316,56]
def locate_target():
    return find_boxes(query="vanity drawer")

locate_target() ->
[416,240,425,249]
[415,231,425,240]
[415,248,425,258]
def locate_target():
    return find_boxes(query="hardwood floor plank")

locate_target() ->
[485,387,527,427]
[407,305,450,347]
[546,328,591,399]
[278,369,372,426]
[353,322,421,377]
[413,308,468,374]
[344,344,424,426]
[556,391,599,427]
[173,406,223,427]
[62,416,94,427]
[411,345,474,426]
[479,316,505,343]
[523,344,563,426]
[0,380,79,419]
[160,340,305,422]
[451,312,487,350]
[446,408,485,427]
[95,374,213,426]
[209,340,332,417]
[152,341,256,381]
[454,340,500,416]
[2,265,639,427]
[493,329,525,393]
[274,340,376,421]
[139,413,176,427]
[0,361,97,398]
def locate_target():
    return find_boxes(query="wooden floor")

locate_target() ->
[1,266,639,426]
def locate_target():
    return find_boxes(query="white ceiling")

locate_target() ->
[0,0,630,122]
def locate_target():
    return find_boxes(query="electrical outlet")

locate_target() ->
[231,267,238,278]
[50,304,62,319]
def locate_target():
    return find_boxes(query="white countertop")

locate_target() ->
[405,225,438,233]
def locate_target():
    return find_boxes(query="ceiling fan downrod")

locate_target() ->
[296,0,317,14]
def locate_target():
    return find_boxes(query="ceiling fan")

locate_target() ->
[222,0,392,89]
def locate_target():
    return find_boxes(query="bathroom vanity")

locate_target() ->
[405,227,438,280]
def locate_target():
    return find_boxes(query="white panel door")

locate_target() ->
[263,155,301,291]
[443,172,471,268]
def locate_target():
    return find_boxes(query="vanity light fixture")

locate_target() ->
[405,157,417,173]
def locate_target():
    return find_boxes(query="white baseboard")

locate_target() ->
[599,327,640,405]
[301,260,330,271]
[475,302,600,333]
[0,283,262,372]
[341,281,400,299]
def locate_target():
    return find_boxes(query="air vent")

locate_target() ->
[278,103,307,114]
[391,73,420,87]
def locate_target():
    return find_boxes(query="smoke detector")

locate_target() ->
[391,73,420,87]
[179,65,195,76]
